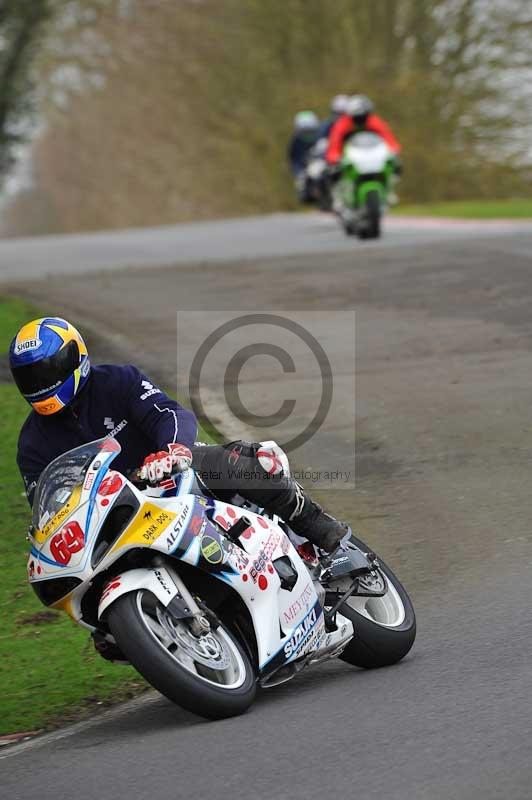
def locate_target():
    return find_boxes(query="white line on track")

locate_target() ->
[0,691,159,760]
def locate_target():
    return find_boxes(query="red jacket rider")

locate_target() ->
[326,95,401,164]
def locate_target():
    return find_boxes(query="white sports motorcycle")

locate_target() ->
[27,438,416,719]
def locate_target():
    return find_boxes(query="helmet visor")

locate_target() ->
[353,113,369,127]
[11,340,80,399]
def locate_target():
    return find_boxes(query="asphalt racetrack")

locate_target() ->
[2,212,532,799]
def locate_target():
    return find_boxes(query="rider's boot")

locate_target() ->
[267,481,348,554]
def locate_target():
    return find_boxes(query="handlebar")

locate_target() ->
[124,466,191,491]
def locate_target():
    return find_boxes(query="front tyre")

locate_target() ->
[359,189,381,239]
[107,590,256,719]
[341,208,358,236]
[338,535,416,668]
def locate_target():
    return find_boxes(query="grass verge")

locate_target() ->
[0,297,214,734]
[392,198,532,219]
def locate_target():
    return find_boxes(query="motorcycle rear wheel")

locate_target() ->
[338,535,416,668]
[107,590,256,719]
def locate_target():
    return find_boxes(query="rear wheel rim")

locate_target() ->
[343,573,406,628]
[135,591,247,689]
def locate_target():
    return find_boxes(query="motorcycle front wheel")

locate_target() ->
[107,590,256,719]
[337,535,416,668]
[358,189,381,239]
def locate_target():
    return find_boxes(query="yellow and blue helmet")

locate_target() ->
[9,317,90,415]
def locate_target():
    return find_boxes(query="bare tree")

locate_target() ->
[0,0,52,179]
[8,0,532,233]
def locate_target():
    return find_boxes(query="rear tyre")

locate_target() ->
[338,535,416,668]
[107,590,256,719]
[359,189,381,239]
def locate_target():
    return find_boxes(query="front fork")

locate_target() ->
[356,180,385,211]
[154,557,211,637]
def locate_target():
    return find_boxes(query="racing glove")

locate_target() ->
[140,443,192,485]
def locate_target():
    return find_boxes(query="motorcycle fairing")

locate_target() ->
[337,131,395,211]
[156,497,325,668]
[260,599,326,674]
[343,138,392,174]
[28,443,342,674]
[28,444,122,574]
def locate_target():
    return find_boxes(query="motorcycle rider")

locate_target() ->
[11,318,348,660]
[10,317,347,551]
[304,95,350,211]
[326,94,401,170]
[316,94,349,140]
[288,110,320,176]
[288,110,320,202]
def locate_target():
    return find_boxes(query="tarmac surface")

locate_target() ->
[2,213,532,799]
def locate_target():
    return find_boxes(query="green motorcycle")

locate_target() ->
[332,131,398,239]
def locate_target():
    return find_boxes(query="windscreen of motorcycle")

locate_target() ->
[32,437,121,537]
[344,132,391,173]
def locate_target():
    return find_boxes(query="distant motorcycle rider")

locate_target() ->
[326,95,401,170]
[288,110,320,180]
[316,94,349,140]
[10,317,347,559]
[304,95,349,210]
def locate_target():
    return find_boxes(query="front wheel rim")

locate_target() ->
[135,591,247,689]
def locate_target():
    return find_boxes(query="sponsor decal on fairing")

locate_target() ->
[49,521,85,566]
[283,601,325,660]
[262,600,325,671]
[200,535,224,565]
[83,471,96,491]
[164,502,192,551]
[282,581,314,625]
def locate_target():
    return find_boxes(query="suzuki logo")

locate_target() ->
[104,417,115,431]
[140,379,159,401]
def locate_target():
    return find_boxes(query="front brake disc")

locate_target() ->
[157,607,231,670]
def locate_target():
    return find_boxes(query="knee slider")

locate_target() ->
[256,440,291,477]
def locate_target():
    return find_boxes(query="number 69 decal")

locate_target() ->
[50,522,85,566]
